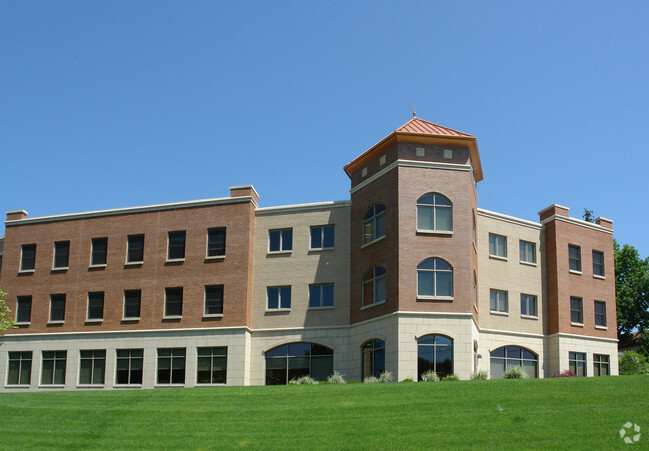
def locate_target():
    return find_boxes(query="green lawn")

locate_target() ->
[1,376,648,449]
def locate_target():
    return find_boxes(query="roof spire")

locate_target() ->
[413,104,416,118]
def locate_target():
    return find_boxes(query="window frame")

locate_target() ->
[115,349,143,385]
[594,300,607,328]
[90,237,108,267]
[164,287,183,318]
[416,193,453,233]
[126,234,145,264]
[268,228,293,253]
[488,234,507,259]
[15,295,32,324]
[310,225,335,250]
[157,348,186,385]
[78,350,106,386]
[519,240,537,265]
[569,351,587,376]
[593,354,610,376]
[86,291,104,322]
[592,250,605,278]
[20,243,36,272]
[417,334,454,380]
[570,296,583,325]
[53,240,70,270]
[204,285,224,316]
[7,351,32,386]
[362,266,386,308]
[123,289,141,320]
[490,289,508,314]
[568,244,581,273]
[362,204,386,246]
[490,346,538,379]
[167,231,186,261]
[416,258,454,300]
[361,339,386,380]
[196,347,227,385]
[206,227,226,259]
[520,293,538,318]
[308,283,334,309]
[266,286,291,311]
[41,350,67,386]
[49,293,66,323]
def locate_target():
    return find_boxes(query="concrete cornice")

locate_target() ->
[5,196,257,227]
[477,208,542,230]
[256,200,351,215]
[540,214,614,235]
[549,332,619,343]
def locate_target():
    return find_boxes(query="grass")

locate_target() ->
[1,376,648,449]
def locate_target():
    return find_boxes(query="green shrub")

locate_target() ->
[327,371,346,384]
[378,371,394,383]
[290,375,318,385]
[346,380,359,384]
[318,380,330,384]
[363,376,379,384]
[503,366,527,379]
[441,374,460,381]
[471,370,489,380]
[420,370,439,382]
[619,351,649,375]
[400,378,415,383]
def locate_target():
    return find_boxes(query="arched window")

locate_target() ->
[417,194,452,232]
[363,204,386,245]
[417,334,453,379]
[490,346,538,379]
[265,342,334,385]
[417,258,453,298]
[362,266,386,306]
[361,339,385,379]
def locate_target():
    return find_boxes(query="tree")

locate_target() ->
[615,241,649,355]
[0,289,16,339]
[618,351,649,375]
[582,208,595,223]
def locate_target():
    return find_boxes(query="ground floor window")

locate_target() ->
[41,351,67,385]
[265,342,333,385]
[593,354,609,376]
[157,348,186,384]
[116,349,143,385]
[490,346,538,379]
[361,339,385,379]
[417,335,453,379]
[197,347,227,384]
[79,350,106,385]
[7,351,32,385]
[569,352,587,376]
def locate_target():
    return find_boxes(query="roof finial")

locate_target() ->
[413,104,416,118]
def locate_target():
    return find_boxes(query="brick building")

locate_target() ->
[0,116,618,390]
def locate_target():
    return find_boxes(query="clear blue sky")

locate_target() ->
[2,1,648,257]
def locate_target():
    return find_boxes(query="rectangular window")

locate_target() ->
[268,229,292,252]
[41,351,67,385]
[7,351,32,385]
[592,250,605,277]
[520,294,538,317]
[570,296,583,324]
[204,285,224,316]
[157,348,186,384]
[20,244,36,271]
[309,284,334,308]
[115,349,143,385]
[91,237,108,266]
[267,286,291,310]
[207,228,226,257]
[310,225,335,250]
[569,244,581,272]
[165,287,183,317]
[594,300,607,327]
[519,240,536,264]
[53,241,70,269]
[197,347,227,384]
[123,290,141,319]
[569,352,586,377]
[86,292,104,321]
[127,235,144,263]
[79,350,106,385]
[593,354,610,376]
[167,231,186,260]
[16,296,32,324]
[49,294,66,322]
[490,289,508,313]
[489,234,507,258]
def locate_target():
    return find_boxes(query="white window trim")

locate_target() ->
[521,314,538,320]
[165,258,185,263]
[85,318,103,324]
[416,229,453,236]
[205,255,226,261]
[490,311,509,317]
[121,316,140,321]
[18,269,35,274]
[489,255,508,262]
[51,267,69,272]
[309,225,335,251]
[124,261,144,266]
[88,263,107,269]
[360,299,386,310]
[569,269,582,275]
[163,315,182,320]
[417,295,454,302]
[593,274,605,280]
[520,260,537,267]
[14,321,31,326]
[570,322,584,327]
[47,320,65,325]
[595,325,608,330]
[360,235,386,249]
